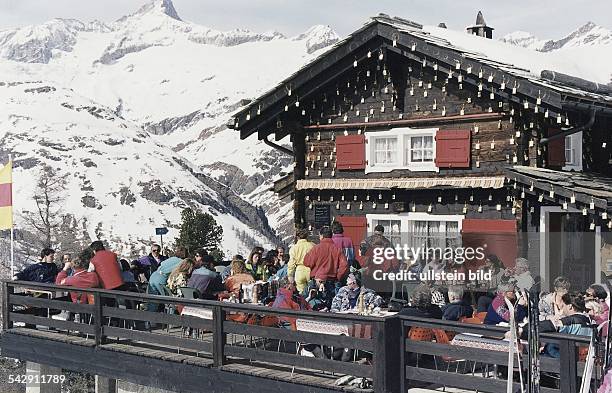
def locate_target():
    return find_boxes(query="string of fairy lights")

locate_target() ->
[304,188,513,216]
[234,31,612,231]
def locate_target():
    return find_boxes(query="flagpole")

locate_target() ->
[9,153,13,279]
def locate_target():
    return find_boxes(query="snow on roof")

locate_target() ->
[233,15,612,135]
[373,15,612,102]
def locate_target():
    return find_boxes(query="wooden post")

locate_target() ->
[213,305,226,367]
[94,292,104,346]
[293,131,306,228]
[372,317,401,393]
[2,281,13,331]
[94,375,117,393]
[399,318,406,393]
[559,337,577,393]
[25,362,61,393]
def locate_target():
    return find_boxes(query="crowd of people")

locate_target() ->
[12,222,611,362]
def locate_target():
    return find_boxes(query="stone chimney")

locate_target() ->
[466,11,494,39]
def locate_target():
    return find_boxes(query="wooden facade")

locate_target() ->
[232,15,612,277]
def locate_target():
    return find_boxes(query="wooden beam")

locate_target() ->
[102,306,213,330]
[405,366,535,393]
[2,281,13,331]
[10,295,94,314]
[303,112,506,130]
[559,337,578,393]
[224,346,372,378]
[9,312,96,335]
[212,305,225,367]
[373,318,401,393]
[223,320,374,351]
[103,326,213,354]
[1,333,338,393]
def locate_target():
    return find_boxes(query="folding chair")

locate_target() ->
[407,327,434,368]
[458,316,489,378]
[179,287,200,300]
[473,311,488,323]
[433,329,468,391]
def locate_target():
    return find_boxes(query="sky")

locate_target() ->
[0,0,611,39]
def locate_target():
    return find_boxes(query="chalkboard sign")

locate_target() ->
[313,205,331,228]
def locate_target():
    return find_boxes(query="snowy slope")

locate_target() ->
[499,31,547,51]
[0,0,340,256]
[502,22,612,52]
[0,80,277,257]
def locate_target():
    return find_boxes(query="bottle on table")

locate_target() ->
[358,291,365,314]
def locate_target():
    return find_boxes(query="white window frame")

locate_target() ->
[366,213,464,249]
[563,131,582,171]
[365,127,438,174]
[372,135,399,167]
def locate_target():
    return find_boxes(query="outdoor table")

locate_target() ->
[451,333,511,352]
[451,333,527,352]
[296,310,397,339]
[21,288,67,318]
[295,318,351,336]
[181,306,213,320]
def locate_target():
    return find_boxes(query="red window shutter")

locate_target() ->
[335,215,367,258]
[462,219,518,268]
[435,130,471,168]
[336,135,366,170]
[547,128,565,167]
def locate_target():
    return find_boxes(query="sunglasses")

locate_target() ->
[152,249,160,253]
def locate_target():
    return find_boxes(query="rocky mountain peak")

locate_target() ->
[501,21,611,52]
[120,0,182,22]
[292,25,340,54]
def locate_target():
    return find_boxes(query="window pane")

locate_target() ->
[411,136,423,149]
[446,222,461,248]
[424,136,433,148]
[374,137,397,164]
[412,149,423,162]
[412,221,428,249]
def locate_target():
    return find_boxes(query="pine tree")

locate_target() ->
[174,208,223,256]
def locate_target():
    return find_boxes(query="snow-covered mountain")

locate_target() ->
[501,21,612,52]
[0,0,340,259]
[501,21,612,86]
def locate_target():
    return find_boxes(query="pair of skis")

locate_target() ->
[508,291,596,393]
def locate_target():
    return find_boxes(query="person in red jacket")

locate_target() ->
[303,226,348,309]
[56,256,100,303]
[87,241,124,290]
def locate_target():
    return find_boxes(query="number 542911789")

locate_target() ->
[8,374,66,384]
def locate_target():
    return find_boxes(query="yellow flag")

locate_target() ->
[0,161,13,230]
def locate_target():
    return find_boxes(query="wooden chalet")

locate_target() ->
[231,13,612,291]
